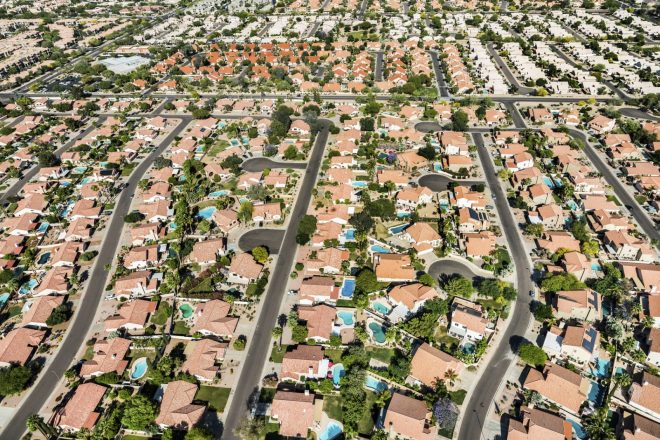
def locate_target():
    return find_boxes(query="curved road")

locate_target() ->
[222,121,330,439]
[459,133,534,440]
[241,157,307,172]
[237,229,285,253]
[0,119,188,440]
[418,174,483,192]
[428,258,493,284]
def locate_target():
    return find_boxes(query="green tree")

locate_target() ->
[46,304,70,326]
[0,365,32,397]
[234,417,266,440]
[584,408,615,440]
[451,110,469,132]
[121,395,157,431]
[355,268,381,294]
[296,214,317,245]
[185,427,213,440]
[251,246,269,264]
[442,275,474,298]
[518,343,548,367]
[291,324,308,343]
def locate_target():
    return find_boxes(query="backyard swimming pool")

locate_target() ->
[368,322,386,344]
[130,357,149,380]
[197,206,217,219]
[179,303,194,318]
[331,363,345,386]
[319,422,342,440]
[340,278,355,298]
[365,375,387,392]
[372,300,391,315]
[590,358,610,379]
[344,229,356,240]
[588,381,607,407]
[19,279,38,295]
[371,245,390,254]
[336,311,354,326]
[209,190,229,198]
[352,181,368,187]
[0,293,9,307]
[389,223,409,235]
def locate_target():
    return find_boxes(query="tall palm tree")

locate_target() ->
[584,408,615,440]
[444,369,459,388]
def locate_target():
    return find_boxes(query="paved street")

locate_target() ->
[428,50,451,98]
[458,133,534,440]
[222,121,330,439]
[418,173,483,191]
[238,229,285,253]
[486,43,534,95]
[0,119,187,440]
[241,157,307,172]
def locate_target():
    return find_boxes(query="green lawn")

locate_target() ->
[321,392,377,436]
[325,348,344,364]
[150,301,171,326]
[172,320,190,336]
[449,389,467,405]
[367,347,395,364]
[121,436,151,440]
[270,345,288,363]
[323,395,343,420]
[259,387,277,403]
[195,385,231,412]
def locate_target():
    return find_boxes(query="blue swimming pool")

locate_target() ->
[331,364,345,386]
[344,229,356,240]
[352,181,368,187]
[397,212,411,218]
[590,358,610,379]
[19,279,38,295]
[130,357,148,380]
[319,422,342,440]
[369,322,386,344]
[434,162,443,172]
[588,381,606,407]
[372,301,391,315]
[337,311,354,326]
[341,278,355,298]
[197,206,217,219]
[462,342,476,354]
[592,263,602,271]
[0,293,9,307]
[37,222,49,234]
[371,245,390,254]
[567,419,584,440]
[389,223,409,235]
[567,200,579,211]
[365,375,387,393]
[209,190,229,198]
[37,252,50,265]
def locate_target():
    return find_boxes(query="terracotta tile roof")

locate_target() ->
[298,304,336,340]
[22,295,64,326]
[271,391,315,437]
[154,380,205,428]
[0,327,45,365]
[191,299,238,337]
[53,383,106,431]
[182,339,227,381]
[104,299,157,331]
[523,363,587,413]
[384,393,433,440]
[281,345,324,380]
[389,283,439,311]
[630,372,660,415]
[80,337,131,377]
[410,343,463,387]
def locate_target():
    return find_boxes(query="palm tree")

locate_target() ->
[444,369,459,388]
[583,408,615,440]
[234,417,266,440]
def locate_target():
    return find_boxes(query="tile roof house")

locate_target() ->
[627,372,660,422]
[182,338,228,382]
[619,411,660,440]
[298,304,336,342]
[463,231,497,258]
[52,383,106,432]
[191,299,238,338]
[281,345,329,381]
[448,298,491,342]
[409,342,463,388]
[188,239,226,265]
[388,283,439,315]
[80,337,131,378]
[523,362,588,415]
[507,406,572,440]
[114,270,159,298]
[104,299,157,333]
[155,380,206,428]
[400,222,442,255]
[34,267,72,296]
[21,295,65,328]
[553,289,601,321]
[544,324,600,365]
[270,391,315,438]
[0,327,45,367]
[383,393,434,440]
[299,276,340,305]
[561,252,593,282]
[374,253,416,283]
[227,253,263,285]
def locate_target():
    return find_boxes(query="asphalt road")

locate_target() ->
[241,157,307,172]
[459,133,534,440]
[374,51,384,82]
[0,119,188,440]
[428,258,493,284]
[428,50,451,98]
[568,128,660,244]
[504,102,526,129]
[486,44,534,95]
[222,121,330,439]
[237,229,285,253]
[0,120,101,203]
[418,174,483,191]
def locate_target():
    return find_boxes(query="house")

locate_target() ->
[507,406,573,440]
[452,186,486,210]
[463,231,497,258]
[21,296,65,328]
[619,411,660,440]
[52,383,106,432]
[270,391,315,438]
[299,276,340,305]
[129,223,162,246]
[389,283,440,315]
[281,345,329,381]
[531,204,565,230]
[603,230,655,262]
[448,298,490,342]
[588,115,616,134]
[253,202,282,223]
[553,289,601,321]
[383,393,434,440]
[298,304,336,342]
[396,187,434,211]
[80,337,131,378]
[124,244,162,270]
[374,253,416,283]
[458,207,490,233]
[409,342,463,388]
[227,253,263,285]
[529,107,554,124]
[627,372,660,421]
[188,239,226,265]
[645,328,660,367]
[104,299,157,333]
[400,222,442,254]
[300,247,348,275]
[289,120,311,136]
[0,327,45,367]
[397,151,428,172]
[523,362,588,415]
[211,209,239,234]
[191,299,238,338]
[536,232,581,254]
[182,338,228,382]
[155,380,205,428]
[34,267,72,296]
[546,324,600,365]
[114,270,159,298]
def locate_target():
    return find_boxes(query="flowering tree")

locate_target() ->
[433,397,458,430]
